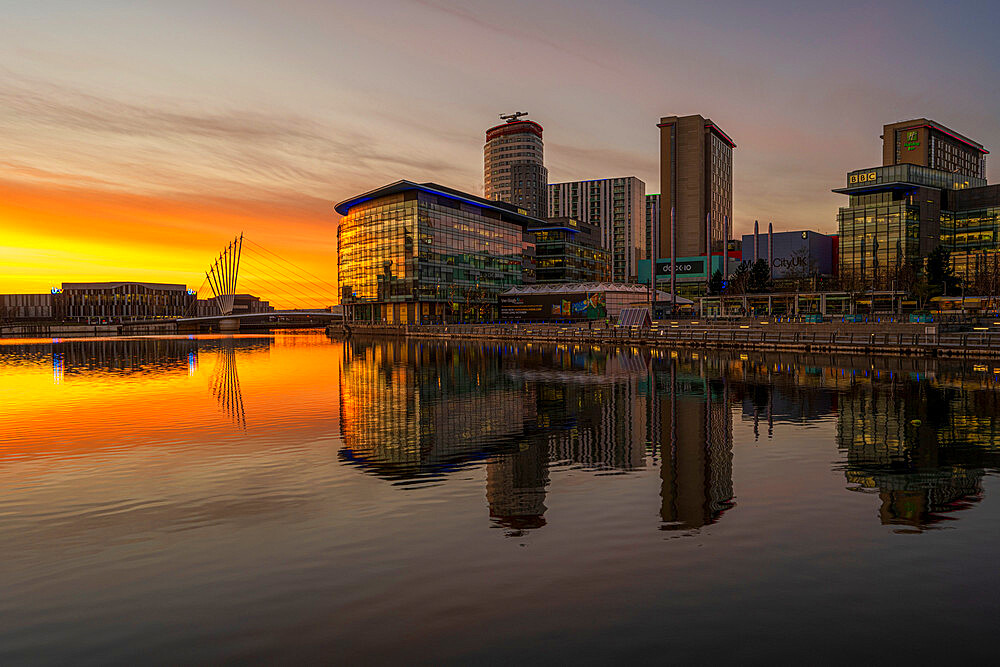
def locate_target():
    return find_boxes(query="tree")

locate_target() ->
[728,261,751,294]
[708,269,724,295]
[893,259,920,295]
[925,247,960,296]
[912,275,935,311]
[748,258,772,293]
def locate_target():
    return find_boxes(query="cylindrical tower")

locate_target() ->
[484,115,548,219]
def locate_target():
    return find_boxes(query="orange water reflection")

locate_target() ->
[0,331,340,462]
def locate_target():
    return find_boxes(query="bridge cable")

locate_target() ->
[239,256,333,306]
[239,248,339,304]
[239,255,338,308]
[237,275,328,311]
[238,260,334,310]
[243,239,340,295]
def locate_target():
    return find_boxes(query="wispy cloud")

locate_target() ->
[0,72,472,211]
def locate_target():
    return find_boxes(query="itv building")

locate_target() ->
[835,119,998,289]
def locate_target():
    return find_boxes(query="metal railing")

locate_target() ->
[338,323,1000,355]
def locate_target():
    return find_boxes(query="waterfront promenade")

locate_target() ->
[340,320,1000,358]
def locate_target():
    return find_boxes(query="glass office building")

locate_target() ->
[836,120,997,291]
[529,217,610,283]
[834,164,988,289]
[336,181,539,323]
[941,188,1000,290]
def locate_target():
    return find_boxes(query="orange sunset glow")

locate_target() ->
[1,177,339,306]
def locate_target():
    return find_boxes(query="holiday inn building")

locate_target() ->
[835,119,999,289]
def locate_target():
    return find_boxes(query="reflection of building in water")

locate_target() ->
[541,381,647,470]
[52,338,195,377]
[211,343,246,429]
[486,441,549,532]
[838,380,1000,530]
[28,336,266,427]
[651,359,735,531]
[338,339,534,480]
[721,356,839,439]
[509,350,649,471]
[340,340,658,533]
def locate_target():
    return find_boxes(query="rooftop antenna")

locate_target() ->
[499,111,529,123]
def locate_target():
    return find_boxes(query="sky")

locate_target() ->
[3,0,999,303]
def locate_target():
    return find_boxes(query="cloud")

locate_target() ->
[0,72,474,211]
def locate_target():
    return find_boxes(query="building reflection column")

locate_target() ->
[659,358,735,530]
[486,440,549,534]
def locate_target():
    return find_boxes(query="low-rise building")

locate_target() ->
[529,217,610,283]
[55,282,195,322]
[195,294,273,317]
[0,293,53,321]
[739,230,837,279]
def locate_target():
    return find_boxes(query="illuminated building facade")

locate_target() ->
[528,217,610,283]
[548,176,646,282]
[835,119,997,289]
[336,180,541,323]
[484,117,547,219]
[55,282,195,322]
[941,185,1000,289]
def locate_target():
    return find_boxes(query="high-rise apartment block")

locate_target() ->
[484,115,548,219]
[645,194,660,261]
[656,115,735,260]
[547,177,646,282]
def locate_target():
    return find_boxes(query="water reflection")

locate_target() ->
[0,335,268,435]
[338,339,1000,534]
[838,376,1000,531]
[5,334,1000,536]
[339,339,733,534]
[211,342,247,429]
[651,366,734,531]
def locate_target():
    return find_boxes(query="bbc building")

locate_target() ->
[835,119,997,289]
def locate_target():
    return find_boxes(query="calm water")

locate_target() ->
[3,331,1000,664]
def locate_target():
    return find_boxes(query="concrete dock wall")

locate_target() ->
[338,321,999,359]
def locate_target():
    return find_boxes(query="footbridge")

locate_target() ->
[176,234,341,332]
[177,310,340,332]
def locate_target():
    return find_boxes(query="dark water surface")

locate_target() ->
[3,331,1000,664]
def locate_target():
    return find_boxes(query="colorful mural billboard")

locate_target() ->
[499,291,607,321]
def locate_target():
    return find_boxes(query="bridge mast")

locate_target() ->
[205,234,243,316]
